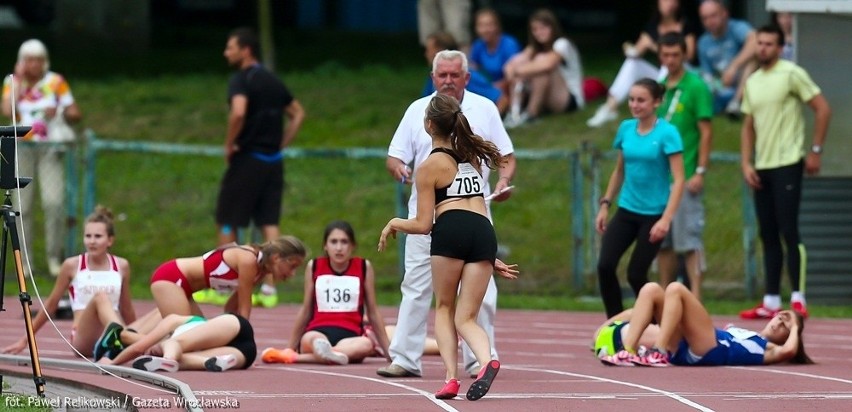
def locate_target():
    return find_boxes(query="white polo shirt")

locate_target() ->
[387,90,514,220]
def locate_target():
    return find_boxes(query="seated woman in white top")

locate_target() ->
[502,8,584,129]
[1,206,138,357]
[587,0,700,128]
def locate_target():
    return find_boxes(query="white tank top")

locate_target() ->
[68,253,123,312]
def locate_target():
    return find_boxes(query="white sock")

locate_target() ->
[260,284,276,295]
[763,295,781,310]
[791,292,806,304]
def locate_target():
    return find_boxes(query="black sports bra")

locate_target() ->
[431,148,485,205]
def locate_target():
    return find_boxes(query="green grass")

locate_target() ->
[1,27,848,317]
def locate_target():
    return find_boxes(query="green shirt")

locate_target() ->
[657,70,713,179]
[741,59,821,170]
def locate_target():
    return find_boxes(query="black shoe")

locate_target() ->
[466,360,500,401]
[93,322,124,361]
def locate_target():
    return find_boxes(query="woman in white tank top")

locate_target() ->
[1,206,138,357]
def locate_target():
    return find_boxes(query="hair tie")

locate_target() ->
[454,110,462,116]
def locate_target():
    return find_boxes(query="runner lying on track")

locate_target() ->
[598,282,812,367]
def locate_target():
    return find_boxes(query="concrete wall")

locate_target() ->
[767,1,852,176]
[795,13,852,176]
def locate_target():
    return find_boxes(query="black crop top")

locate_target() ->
[431,148,485,205]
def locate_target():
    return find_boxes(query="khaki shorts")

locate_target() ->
[662,189,704,253]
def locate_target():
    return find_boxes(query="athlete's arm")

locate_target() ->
[595,152,625,234]
[225,94,247,162]
[363,260,391,361]
[107,314,189,365]
[287,261,315,351]
[232,248,258,320]
[117,257,137,325]
[281,99,305,149]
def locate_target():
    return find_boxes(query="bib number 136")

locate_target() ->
[315,275,360,312]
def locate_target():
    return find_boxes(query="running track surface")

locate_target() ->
[2,300,851,411]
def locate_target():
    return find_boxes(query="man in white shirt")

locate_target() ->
[378,50,516,378]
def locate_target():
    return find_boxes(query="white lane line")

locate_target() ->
[730,366,852,384]
[254,365,459,411]
[505,365,715,412]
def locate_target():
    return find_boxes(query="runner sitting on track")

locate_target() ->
[2,206,138,358]
[262,221,392,365]
[599,282,812,367]
[101,312,256,372]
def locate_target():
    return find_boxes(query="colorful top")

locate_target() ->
[470,33,522,83]
[2,71,75,141]
[69,253,122,312]
[741,59,821,170]
[306,257,367,335]
[202,246,256,293]
[671,326,768,366]
[613,118,683,215]
[658,70,713,179]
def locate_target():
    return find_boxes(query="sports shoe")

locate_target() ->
[586,105,618,128]
[503,111,530,129]
[435,379,460,400]
[93,322,124,361]
[740,303,780,320]
[252,291,278,308]
[193,289,229,305]
[132,356,179,372]
[313,338,349,365]
[466,359,500,401]
[791,301,809,319]
[632,347,670,367]
[465,361,480,379]
[376,363,421,378]
[725,98,742,120]
[599,349,637,367]
[261,347,297,364]
[205,354,238,372]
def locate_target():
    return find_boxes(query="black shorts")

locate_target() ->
[224,313,257,368]
[430,209,497,264]
[215,150,284,227]
[308,326,359,347]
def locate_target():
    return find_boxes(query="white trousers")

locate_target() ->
[388,233,498,374]
[608,58,667,103]
[13,144,66,270]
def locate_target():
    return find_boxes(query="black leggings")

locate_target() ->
[597,208,663,318]
[754,161,804,295]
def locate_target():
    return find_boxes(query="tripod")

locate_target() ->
[0,127,46,397]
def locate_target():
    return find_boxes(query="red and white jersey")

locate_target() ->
[203,246,255,293]
[68,253,122,311]
[306,257,367,335]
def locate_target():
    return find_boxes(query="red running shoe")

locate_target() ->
[434,379,460,399]
[739,303,780,320]
[466,360,500,401]
[791,301,809,319]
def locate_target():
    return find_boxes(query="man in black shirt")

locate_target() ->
[210,27,305,307]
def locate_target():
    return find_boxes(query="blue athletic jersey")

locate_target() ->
[613,118,683,215]
[671,326,767,366]
[470,34,522,83]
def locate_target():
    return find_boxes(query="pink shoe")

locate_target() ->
[740,303,780,320]
[632,348,670,367]
[434,379,460,399]
[599,349,637,367]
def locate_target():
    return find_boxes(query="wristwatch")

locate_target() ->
[811,144,823,154]
[695,166,707,175]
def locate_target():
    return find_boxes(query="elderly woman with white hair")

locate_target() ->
[1,39,82,277]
